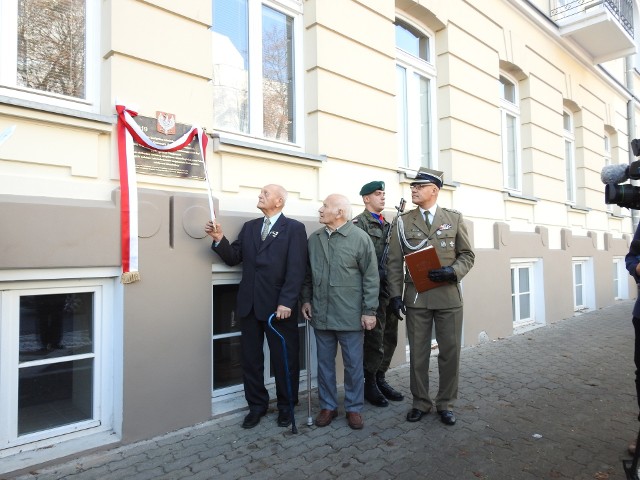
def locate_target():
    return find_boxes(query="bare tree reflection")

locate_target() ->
[17,0,86,98]
[262,22,293,142]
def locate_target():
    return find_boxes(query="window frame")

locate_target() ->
[604,133,612,212]
[0,269,118,456]
[499,73,522,193]
[0,0,100,113]
[395,18,437,173]
[211,0,305,149]
[571,257,595,313]
[613,256,628,300]
[511,262,534,325]
[211,277,314,400]
[563,109,576,204]
[510,258,546,334]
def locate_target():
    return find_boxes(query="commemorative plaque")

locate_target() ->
[133,112,206,180]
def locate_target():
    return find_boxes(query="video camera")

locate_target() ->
[603,139,640,210]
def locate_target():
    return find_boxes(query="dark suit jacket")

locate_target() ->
[213,214,308,321]
[626,225,640,318]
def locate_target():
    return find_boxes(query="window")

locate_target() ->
[511,259,546,333]
[0,0,99,112]
[563,110,576,203]
[613,257,627,300]
[0,274,116,454]
[573,260,585,309]
[604,133,613,213]
[572,257,595,312]
[211,0,303,145]
[500,74,521,192]
[211,282,313,398]
[511,263,533,324]
[395,20,436,171]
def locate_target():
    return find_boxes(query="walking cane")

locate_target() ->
[623,426,640,479]
[267,313,298,434]
[306,318,313,426]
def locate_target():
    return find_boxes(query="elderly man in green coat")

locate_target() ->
[301,193,379,430]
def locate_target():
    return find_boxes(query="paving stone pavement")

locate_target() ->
[5,300,640,480]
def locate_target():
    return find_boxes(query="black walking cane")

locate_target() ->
[267,313,298,434]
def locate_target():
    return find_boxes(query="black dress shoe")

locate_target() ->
[437,410,456,426]
[277,410,292,427]
[364,377,389,407]
[376,375,404,401]
[406,408,429,422]
[241,410,266,429]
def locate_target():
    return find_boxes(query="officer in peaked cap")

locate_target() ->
[410,168,444,188]
[386,167,475,426]
[352,180,405,407]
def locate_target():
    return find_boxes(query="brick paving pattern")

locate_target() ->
[5,300,640,480]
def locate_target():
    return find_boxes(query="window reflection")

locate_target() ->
[18,359,93,435]
[19,293,93,362]
[212,285,242,389]
[18,292,94,435]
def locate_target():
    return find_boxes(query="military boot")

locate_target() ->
[364,372,388,407]
[376,371,404,401]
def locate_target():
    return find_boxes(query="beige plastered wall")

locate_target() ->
[2,0,640,463]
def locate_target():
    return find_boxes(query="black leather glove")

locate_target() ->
[390,296,406,318]
[428,266,457,283]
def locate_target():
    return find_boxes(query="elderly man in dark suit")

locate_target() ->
[205,184,308,429]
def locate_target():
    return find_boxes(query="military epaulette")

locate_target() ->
[441,207,462,215]
[352,218,359,224]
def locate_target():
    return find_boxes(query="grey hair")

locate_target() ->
[332,194,352,220]
[267,184,288,206]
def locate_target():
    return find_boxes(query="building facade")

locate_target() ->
[1,0,638,473]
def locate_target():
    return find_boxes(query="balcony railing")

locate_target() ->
[551,0,634,38]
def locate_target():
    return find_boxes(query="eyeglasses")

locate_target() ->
[410,184,431,191]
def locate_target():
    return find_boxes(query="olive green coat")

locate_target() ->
[301,222,379,331]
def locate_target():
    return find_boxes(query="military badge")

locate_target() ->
[438,224,452,231]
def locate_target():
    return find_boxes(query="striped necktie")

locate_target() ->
[424,211,431,229]
[261,217,271,241]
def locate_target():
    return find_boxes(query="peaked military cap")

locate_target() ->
[410,168,443,189]
[359,180,385,196]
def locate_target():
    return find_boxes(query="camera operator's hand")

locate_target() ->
[428,266,457,283]
[390,296,406,319]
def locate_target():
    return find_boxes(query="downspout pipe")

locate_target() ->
[626,55,640,231]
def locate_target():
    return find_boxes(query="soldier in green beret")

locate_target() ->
[352,181,404,407]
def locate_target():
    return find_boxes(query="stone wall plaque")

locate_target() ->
[133,112,205,180]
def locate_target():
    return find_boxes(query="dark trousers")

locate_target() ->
[634,316,640,416]
[363,295,399,376]
[240,310,300,413]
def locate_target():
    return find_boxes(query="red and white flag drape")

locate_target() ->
[116,104,215,284]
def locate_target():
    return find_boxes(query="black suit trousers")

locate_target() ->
[241,309,300,413]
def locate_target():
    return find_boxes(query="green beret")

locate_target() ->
[359,181,385,196]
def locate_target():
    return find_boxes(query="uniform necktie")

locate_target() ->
[261,217,271,241]
[424,211,431,229]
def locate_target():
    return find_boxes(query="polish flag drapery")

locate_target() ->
[116,104,215,284]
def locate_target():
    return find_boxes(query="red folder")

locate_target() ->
[404,245,443,293]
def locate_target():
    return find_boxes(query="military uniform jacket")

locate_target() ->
[386,206,474,310]
[352,209,390,264]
